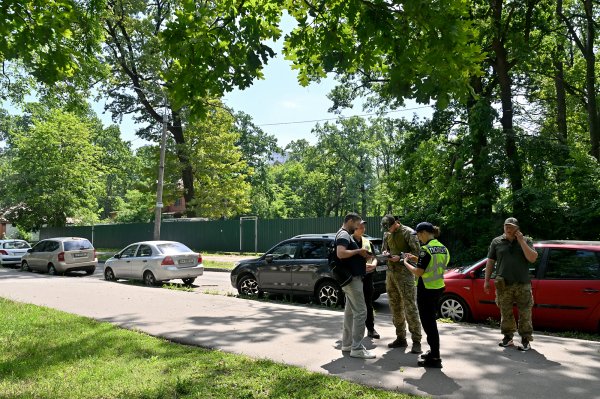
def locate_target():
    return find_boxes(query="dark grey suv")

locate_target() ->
[230,234,387,307]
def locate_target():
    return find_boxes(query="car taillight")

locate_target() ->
[197,254,202,264]
[94,250,97,259]
[58,252,65,262]
[161,256,175,266]
[0,250,7,255]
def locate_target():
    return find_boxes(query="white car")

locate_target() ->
[104,241,204,286]
[0,239,31,266]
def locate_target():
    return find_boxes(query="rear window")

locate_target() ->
[3,241,31,249]
[64,240,93,251]
[157,242,193,254]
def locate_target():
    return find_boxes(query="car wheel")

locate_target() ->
[104,267,116,281]
[143,271,157,286]
[182,278,195,286]
[438,295,470,322]
[316,280,344,308]
[237,274,262,297]
[85,267,95,275]
[47,264,57,275]
[21,261,30,272]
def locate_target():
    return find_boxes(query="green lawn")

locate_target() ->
[0,298,419,399]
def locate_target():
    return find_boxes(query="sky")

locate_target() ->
[8,14,433,151]
[92,14,434,150]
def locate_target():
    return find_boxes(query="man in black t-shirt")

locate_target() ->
[336,212,375,359]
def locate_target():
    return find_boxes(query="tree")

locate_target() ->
[185,106,252,219]
[4,108,101,230]
[0,0,105,101]
[99,0,284,212]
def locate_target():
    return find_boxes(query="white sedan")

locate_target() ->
[104,241,203,286]
[0,239,31,266]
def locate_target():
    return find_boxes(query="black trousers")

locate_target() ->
[363,272,375,331]
[417,284,444,358]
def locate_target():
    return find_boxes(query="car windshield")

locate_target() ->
[157,242,193,254]
[3,241,30,249]
[64,240,93,251]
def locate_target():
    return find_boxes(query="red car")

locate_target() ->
[439,241,600,332]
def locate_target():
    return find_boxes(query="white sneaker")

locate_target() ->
[350,348,376,359]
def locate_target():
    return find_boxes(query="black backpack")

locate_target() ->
[328,230,353,287]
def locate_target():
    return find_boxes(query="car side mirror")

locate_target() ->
[114,254,121,259]
[27,248,33,253]
[265,254,273,263]
[468,271,477,279]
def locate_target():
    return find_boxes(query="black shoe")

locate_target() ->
[518,338,531,351]
[388,337,408,348]
[367,329,380,339]
[420,350,433,360]
[498,335,514,347]
[418,357,442,368]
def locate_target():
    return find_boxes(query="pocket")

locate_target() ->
[494,276,506,291]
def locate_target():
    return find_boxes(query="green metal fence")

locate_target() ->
[40,216,387,253]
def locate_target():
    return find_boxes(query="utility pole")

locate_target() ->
[153,110,168,240]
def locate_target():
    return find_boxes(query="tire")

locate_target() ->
[21,261,30,272]
[182,278,195,286]
[237,274,262,297]
[438,294,470,322]
[47,264,57,276]
[143,271,157,286]
[85,267,95,275]
[104,267,116,281]
[315,280,344,308]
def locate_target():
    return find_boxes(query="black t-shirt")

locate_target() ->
[336,228,366,277]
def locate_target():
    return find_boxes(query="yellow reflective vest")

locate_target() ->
[419,239,449,289]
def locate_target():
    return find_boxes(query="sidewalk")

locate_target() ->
[0,271,598,398]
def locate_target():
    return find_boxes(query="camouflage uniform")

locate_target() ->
[383,224,422,343]
[488,234,536,342]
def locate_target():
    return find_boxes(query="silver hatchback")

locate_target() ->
[104,241,204,286]
[21,237,97,275]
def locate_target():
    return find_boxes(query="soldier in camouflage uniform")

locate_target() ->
[484,217,538,351]
[380,215,422,354]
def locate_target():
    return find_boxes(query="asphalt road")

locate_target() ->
[1,266,599,398]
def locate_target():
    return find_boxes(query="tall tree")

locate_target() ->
[99,0,283,214]
[4,108,101,230]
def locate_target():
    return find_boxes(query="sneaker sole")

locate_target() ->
[498,341,514,347]
[518,345,531,351]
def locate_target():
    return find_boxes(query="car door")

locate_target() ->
[292,240,329,294]
[133,244,154,279]
[257,241,299,292]
[533,247,600,330]
[115,244,139,278]
[27,241,47,269]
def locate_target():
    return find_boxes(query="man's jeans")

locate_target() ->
[342,276,367,350]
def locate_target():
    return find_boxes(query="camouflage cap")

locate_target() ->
[504,217,519,227]
[380,215,396,231]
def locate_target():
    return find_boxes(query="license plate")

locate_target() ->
[73,252,87,258]
[376,265,388,272]
[178,259,193,265]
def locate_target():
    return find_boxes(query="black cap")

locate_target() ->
[415,222,435,233]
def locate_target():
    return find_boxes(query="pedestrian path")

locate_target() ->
[0,270,598,398]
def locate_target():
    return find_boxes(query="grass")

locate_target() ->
[202,259,236,270]
[0,298,418,399]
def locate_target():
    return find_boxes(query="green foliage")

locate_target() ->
[113,190,155,224]
[3,108,102,230]
[185,107,252,218]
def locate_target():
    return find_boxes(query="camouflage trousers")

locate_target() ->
[495,277,534,340]
[386,268,422,342]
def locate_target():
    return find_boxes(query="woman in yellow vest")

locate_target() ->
[403,222,449,368]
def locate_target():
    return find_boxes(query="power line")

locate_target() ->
[258,105,433,127]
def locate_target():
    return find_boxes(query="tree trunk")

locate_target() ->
[169,112,196,217]
[467,76,495,217]
[490,0,524,217]
[583,0,600,161]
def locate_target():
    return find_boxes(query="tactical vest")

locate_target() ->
[419,239,449,289]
